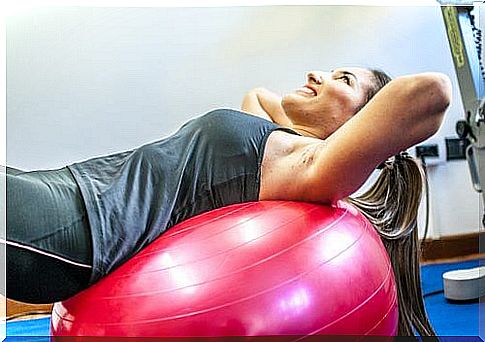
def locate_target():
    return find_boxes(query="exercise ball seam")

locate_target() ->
[144,202,260,242]
[131,202,304,261]
[304,263,394,335]
[97,207,352,300]
[106,205,331,281]
[67,219,370,325]
[53,261,393,330]
[363,291,398,336]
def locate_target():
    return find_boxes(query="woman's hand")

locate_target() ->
[241,87,292,126]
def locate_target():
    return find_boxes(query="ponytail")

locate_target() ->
[347,153,436,337]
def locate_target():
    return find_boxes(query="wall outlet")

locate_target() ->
[416,144,439,158]
[414,139,446,166]
[445,137,469,160]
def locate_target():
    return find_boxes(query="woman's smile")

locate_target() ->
[294,84,318,97]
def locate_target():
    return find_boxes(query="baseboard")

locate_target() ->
[421,231,485,261]
[6,299,52,320]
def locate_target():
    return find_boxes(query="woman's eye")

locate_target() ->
[340,75,351,85]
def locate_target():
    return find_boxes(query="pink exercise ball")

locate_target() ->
[51,201,398,337]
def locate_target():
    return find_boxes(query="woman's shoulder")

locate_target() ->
[203,107,273,122]
[190,107,280,135]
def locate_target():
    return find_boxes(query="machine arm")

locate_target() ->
[440,2,485,220]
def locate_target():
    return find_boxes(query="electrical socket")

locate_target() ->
[416,144,439,158]
[445,137,469,160]
[414,138,446,166]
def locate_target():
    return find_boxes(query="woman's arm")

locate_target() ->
[241,87,293,126]
[260,72,452,204]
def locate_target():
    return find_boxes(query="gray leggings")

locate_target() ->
[3,166,93,303]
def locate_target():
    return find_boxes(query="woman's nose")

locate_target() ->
[306,71,328,85]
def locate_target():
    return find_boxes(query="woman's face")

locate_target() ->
[281,67,376,138]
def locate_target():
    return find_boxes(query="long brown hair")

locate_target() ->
[347,154,435,336]
[347,69,436,337]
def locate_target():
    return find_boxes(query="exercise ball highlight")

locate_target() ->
[51,201,398,337]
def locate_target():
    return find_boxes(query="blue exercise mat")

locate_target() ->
[420,258,484,337]
[5,258,484,339]
[6,317,50,338]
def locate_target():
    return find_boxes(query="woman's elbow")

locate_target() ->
[426,72,452,111]
[412,72,452,113]
[427,73,452,134]
[404,72,452,137]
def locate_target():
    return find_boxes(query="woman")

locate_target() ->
[4,67,451,336]
[242,68,449,337]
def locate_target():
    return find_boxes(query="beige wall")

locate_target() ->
[6,6,482,238]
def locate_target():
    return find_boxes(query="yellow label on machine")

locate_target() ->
[443,6,465,68]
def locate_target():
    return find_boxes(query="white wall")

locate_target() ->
[6,6,483,238]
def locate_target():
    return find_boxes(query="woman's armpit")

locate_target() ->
[258,132,324,202]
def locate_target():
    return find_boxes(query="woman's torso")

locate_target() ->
[69,108,307,282]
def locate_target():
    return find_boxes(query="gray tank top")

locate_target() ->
[68,108,299,283]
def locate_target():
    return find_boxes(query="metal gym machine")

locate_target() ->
[439,1,484,301]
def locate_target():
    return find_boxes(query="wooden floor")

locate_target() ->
[5,300,52,321]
